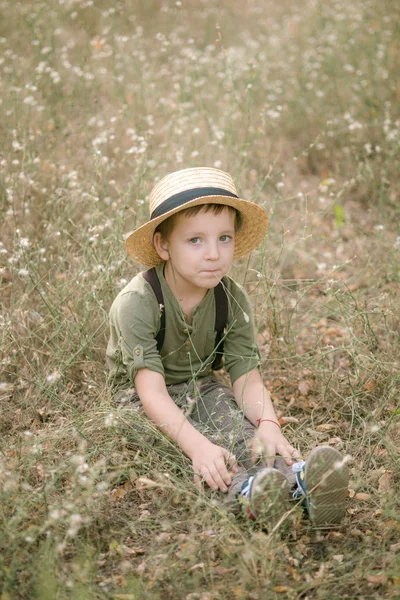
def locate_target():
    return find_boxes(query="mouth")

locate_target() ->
[201,269,221,274]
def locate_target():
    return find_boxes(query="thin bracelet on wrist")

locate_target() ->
[256,418,281,429]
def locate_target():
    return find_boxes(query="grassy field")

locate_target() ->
[1,0,399,598]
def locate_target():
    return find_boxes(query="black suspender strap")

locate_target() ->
[142,268,165,352]
[142,268,228,370]
[211,279,228,370]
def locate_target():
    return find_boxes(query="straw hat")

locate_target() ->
[125,167,268,266]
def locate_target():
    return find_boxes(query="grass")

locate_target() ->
[1,0,399,598]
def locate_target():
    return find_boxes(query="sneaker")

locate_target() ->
[239,468,291,528]
[292,446,349,528]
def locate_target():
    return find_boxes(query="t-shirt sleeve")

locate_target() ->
[223,279,261,384]
[110,287,165,384]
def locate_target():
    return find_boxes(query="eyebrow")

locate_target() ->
[186,228,235,236]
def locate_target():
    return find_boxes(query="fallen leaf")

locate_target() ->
[326,327,342,336]
[110,487,127,501]
[189,563,204,571]
[136,476,160,489]
[326,531,344,539]
[328,437,343,445]
[298,381,310,396]
[233,586,245,597]
[355,492,371,501]
[273,587,291,593]
[156,532,171,543]
[136,561,146,574]
[0,382,14,392]
[378,471,391,492]
[390,542,400,552]
[333,554,344,563]
[36,464,45,479]
[363,379,377,392]
[315,424,336,432]
[215,566,235,576]
[366,573,387,585]
[350,528,364,537]
[113,574,128,588]
[279,416,300,424]
[347,488,355,498]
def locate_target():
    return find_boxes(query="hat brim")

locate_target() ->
[125,194,268,267]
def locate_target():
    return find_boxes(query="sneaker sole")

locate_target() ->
[304,446,349,528]
[250,468,291,528]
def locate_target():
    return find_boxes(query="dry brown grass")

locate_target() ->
[1,0,399,598]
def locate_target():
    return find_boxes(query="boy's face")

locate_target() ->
[155,207,236,293]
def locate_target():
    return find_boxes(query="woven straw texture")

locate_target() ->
[125,167,268,266]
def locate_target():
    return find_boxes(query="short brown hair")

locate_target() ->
[154,203,243,241]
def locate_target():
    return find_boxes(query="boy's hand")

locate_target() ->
[190,440,238,493]
[251,422,302,467]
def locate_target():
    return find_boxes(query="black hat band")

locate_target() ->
[150,187,239,220]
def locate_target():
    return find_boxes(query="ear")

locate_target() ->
[152,231,169,261]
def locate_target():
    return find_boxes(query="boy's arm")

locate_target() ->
[233,368,302,466]
[134,368,238,492]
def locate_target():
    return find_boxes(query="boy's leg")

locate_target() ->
[172,374,293,523]
[115,378,296,483]
[174,374,296,484]
[114,378,293,524]
[173,373,256,470]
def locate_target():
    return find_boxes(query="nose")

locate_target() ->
[205,240,219,260]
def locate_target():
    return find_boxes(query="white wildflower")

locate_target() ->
[47,369,61,383]
[49,509,62,521]
[364,143,373,155]
[71,455,86,466]
[76,462,89,474]
[67,514,83,538]
[105,413,116,427]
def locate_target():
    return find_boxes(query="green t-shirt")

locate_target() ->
[106,263,261,388]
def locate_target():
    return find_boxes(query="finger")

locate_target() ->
[264,445,276,468]
[200,467,220,492]
[208,464,229,492]
[217,455,235,487]
[277,444,302,465]
[277,444,293,465]
[250,437,264,464]
[225,452,238,473]
[291,447,303,461]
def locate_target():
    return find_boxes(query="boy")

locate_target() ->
[107,167,349,528]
